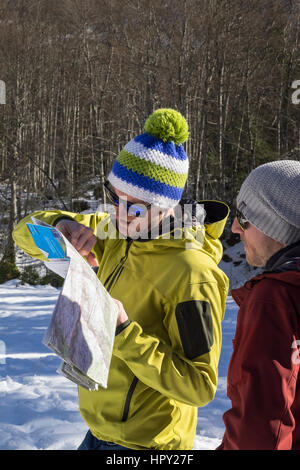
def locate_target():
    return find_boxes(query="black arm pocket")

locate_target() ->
[175,301,213,359]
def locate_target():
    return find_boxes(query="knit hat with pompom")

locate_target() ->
[107,108,189,208]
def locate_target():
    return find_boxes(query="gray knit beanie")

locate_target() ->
[237,160,300,245]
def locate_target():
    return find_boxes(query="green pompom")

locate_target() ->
[144,108,189,145]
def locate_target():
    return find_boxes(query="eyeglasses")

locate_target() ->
[236,208,249,231]
[104,181,152,218]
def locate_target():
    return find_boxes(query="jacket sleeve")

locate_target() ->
[113,279,228,408]
[218,282,300,450]
[12,209,108,263]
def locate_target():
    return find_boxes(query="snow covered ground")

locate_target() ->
[0,279,238,451]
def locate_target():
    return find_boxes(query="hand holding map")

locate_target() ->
[26,218,118,391]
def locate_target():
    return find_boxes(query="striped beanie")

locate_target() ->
[107,108,189,208]
[237,160,300,245]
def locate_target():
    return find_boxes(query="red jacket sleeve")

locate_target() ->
[219,279,300,450]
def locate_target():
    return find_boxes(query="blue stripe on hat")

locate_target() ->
[111,160,183,201]
[134,133,187,161]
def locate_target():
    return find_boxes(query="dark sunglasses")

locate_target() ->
[104,181,151,218]
[236,208,249,231]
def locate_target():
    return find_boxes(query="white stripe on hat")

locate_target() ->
[124,139,189,175]
[107,174,178,209]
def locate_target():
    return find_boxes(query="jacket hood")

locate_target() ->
[149,198,229,240]
[264,241,300,274]
[258,241,300,288]
[173,199,230,264]
[197,199,230,240]
[232,242,300,305]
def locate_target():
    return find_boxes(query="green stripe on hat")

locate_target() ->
[117,150,188,189]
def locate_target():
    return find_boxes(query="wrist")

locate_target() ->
[115,319,131,336]
[53,216,73,227]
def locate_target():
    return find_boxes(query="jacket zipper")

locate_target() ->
[122,376,138,422]
[103,239,138,421]
[103,239,133,292]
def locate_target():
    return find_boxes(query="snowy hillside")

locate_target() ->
[0,279,238,450]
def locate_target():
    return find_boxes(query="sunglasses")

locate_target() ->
[236,208,249,231]
[104,181,152,218]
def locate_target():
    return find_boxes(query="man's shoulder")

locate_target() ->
[232,270,299,306]
[245,271,300,309]
[165,246,228,288]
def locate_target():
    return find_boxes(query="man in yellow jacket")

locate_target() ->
[13,109,229,450]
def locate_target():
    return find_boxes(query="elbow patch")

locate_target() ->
[175,301,213,359]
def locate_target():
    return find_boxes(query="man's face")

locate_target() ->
[112,186,168,238]
[231,216,285,267]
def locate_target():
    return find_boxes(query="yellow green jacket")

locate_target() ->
[13,200,229,450]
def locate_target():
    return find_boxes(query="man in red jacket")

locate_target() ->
[218,160,300,450]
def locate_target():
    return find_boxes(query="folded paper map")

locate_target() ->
[26,217,118,391]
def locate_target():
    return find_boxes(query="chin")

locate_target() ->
[246,253,264,268]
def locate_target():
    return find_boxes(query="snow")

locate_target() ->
[0,278,239,451]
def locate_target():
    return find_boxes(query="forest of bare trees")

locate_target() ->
[0,0,299,277]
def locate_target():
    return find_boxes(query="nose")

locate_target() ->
[231,217,243,235]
